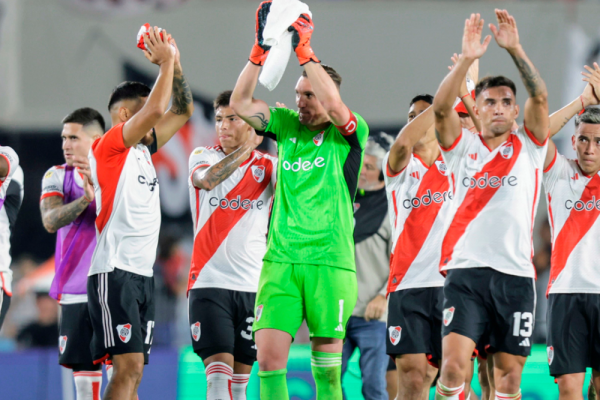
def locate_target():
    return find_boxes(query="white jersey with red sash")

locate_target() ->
[188,146,276,292]
[439,126,547,278]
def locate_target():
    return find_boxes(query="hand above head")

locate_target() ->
[449,53,469,96]
[143,27,175,66]
[249,0,273,66]
[170,37,181,67]
[489,9,520,52]
[581,62,600,107]
[289,14,320,66]
[462,13,492,61]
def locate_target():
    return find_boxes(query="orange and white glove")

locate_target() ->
[249,1,273,66]
[288,14,319,66]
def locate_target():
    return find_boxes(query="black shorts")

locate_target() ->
[443,267,535,357]
[87,269,155,365]
[188,288,257,366]
[547,293,600,377]
[59,302,99,370]
[0,288,11,331]
[386,287,443,367]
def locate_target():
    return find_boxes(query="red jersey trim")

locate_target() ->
[413,153,430,169]
[335,110,358,136]
[523,123,549,147]
[575,160,592,178]
[92,123,129,234]
[386,162,406,178]
[478,134,493,152]
[439,132,462,152]
[544,147,558,173]
[190,164,210,189]
[0,273,12,296]
[40,192,64,201]
[0,153,11,189]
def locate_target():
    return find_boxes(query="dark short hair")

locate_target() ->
[108,81,151,111]
[62,107,106,132]
[213,90,233,110]
[475,76,517,98]
[410,94,434,107]
[575,107,600,128]
[301,64,342,89]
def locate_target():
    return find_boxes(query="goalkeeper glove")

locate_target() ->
[249,0,272,66]
[288,14,320,66]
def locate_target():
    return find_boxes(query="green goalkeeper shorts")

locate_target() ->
[253,261,357,339]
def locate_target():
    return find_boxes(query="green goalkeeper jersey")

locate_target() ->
[262,107,369,271]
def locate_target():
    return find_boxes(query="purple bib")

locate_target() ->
[49,165,97,300]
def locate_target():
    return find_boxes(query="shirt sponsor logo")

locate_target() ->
[209,196,264,210]
[251,165,265,183]
[443,307,455,326]
[388,326,402,346]
[190,322,201,342]
[403,189,453,209]
[565,196,600,211]
[313,131,324,146]
[462,173,517,189]
[138,176,159,191]
[59,336,67,354]
[282,157,325,172]
[117,323,132,343]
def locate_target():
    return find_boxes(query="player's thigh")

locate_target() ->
[303,265,357,340]
[547,294,589,376]
[588,294,600,375]
[489,272,536,357]
[58,302,96,369]
[556,373,586,395]
[0,288,10,331]
[188,288,236,361]
[139,275,155,365]
[442,269,489,344]
[387,289,435,362]
[253,261,303,338]
[233,291,258,366]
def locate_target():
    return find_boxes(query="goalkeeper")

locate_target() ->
[231,2,369,399]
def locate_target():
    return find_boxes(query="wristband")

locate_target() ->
[460,93,471,100]
[579,95,586,115]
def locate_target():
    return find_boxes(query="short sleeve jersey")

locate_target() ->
[262,107,369,270]
[383,152,449,293]
[543,149,600,295]
[440,126,547,278]
[41,165,97,304]
[187,146,277,292]
[88,123,160,277]
[0,146,22,295]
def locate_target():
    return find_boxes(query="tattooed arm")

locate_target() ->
[154,40,195,149]
[40,196,91,234]
[490,9,548,143]
[193,132,263,191]
[231,62,271,131]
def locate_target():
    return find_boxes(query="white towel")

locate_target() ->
[259,0,311,91]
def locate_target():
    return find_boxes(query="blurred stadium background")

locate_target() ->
[0,0,599,398]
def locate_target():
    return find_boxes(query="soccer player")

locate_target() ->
[432,10,550,400]
[541,63,600,399]
[86,28,193,400]
[40,108,105,400]
[0,146,22,330]
[230,4,369,399]
[187,90,275,400]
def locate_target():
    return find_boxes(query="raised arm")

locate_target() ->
[122,27,175,148]
[549,63,600,137]
[388,107,434,173]
[490,9,548,143]
[230,1,272,131]
[153,39,194,149]
[434,14,490,149]
[193,132,263,191]
[450,54,481,132]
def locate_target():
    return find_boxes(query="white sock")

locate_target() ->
[206,362,233,400]
[231,374,250,400]
[435,381,464,399]
[73,370,102,400]
[495,390,522,400]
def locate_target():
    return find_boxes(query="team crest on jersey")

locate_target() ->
[190,322,201,342]
[45,170,54,179]
[435,160,447,176]
[116,324,132,343]
[443,307,455,326]
[388,326,402,346]
[251,165,266,183]
[313,131,324,146]
[59,336,67,354]
[353,203,360,213]
[500,143,514,159]
[547,346,554,365]
[256,305,264,322]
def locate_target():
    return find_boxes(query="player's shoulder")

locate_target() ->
[43,165,66,181]
[92,122,124,151]
[253,150,277,164]
[190,146,217,158]
[0,145,19,166]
